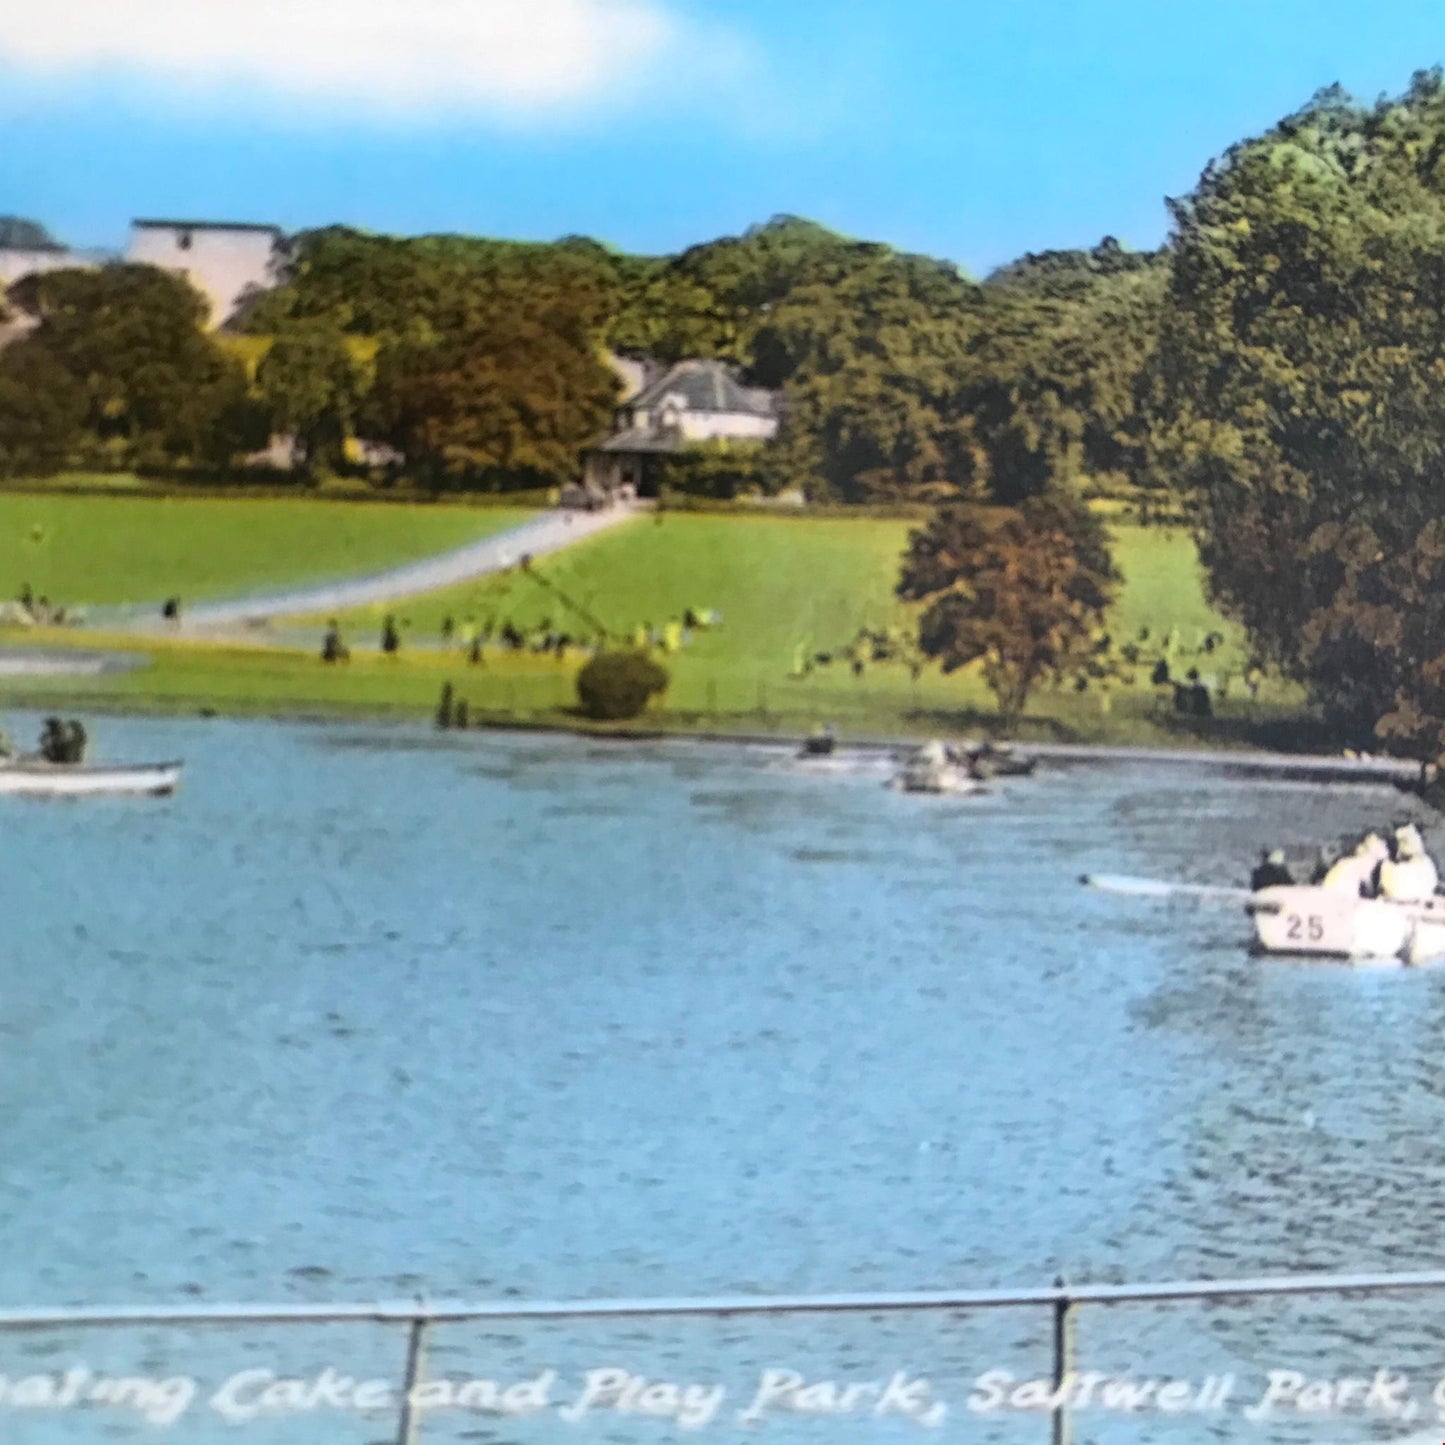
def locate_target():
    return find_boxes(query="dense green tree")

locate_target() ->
[755,250,983,502]
[610,215,861,364]
[968,240,1165,503]
[248,227,622,343]
[897,494,1120,725]
[256,322,361,475]
[6,264,254,467]
[1157,69,1445,748]
[368,299,617,490]
[0,340,86,476]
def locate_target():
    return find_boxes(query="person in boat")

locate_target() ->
[1378,824,1440,902]
[801,723,836,757]
[1321,833,1389,896]
[1250,848,1294,891]
[38,716,66,764]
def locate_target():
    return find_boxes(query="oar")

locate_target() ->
[1080,873,1254,903]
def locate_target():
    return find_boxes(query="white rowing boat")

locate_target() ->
[0,760,183,798]
[1081,873,1445,964]
[1247,885,1445,964]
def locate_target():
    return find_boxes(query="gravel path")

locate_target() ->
[127,503,640,633]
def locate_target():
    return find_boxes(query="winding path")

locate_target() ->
[136,503,640,633]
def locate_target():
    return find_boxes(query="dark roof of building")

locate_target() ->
[630,359,774,417]
[132,219,283,236]
[0,217,63,252]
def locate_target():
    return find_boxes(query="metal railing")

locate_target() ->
[6,1267,1445,1443]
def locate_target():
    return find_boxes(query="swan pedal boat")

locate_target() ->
[0,758,183,798]
[1248,885,1445,964]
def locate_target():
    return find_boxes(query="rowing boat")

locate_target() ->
[1247,885,1445,963]
[0,760,183,798]
[1081,873,1445,964]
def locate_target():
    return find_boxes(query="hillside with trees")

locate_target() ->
[0,211,1164,504]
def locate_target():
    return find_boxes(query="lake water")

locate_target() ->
[3,714,1444,1443]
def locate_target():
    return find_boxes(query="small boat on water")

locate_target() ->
[0,714,182,799]
[1082,873,1445,965]
[799,726,838,758]
[0,759,183,799]
[966,743,1038,780]
[892,740,984,796]
[1247,885,1445,964]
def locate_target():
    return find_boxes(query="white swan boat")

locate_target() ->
[0,759,183,798]
[1248,885,1445,964]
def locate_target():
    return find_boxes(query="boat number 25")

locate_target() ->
[1286,914,1325,942]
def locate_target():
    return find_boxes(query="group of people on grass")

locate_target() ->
[1251,823,1441,902]
[318,605,722,665]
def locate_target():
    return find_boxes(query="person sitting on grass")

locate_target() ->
[321,620,349,664]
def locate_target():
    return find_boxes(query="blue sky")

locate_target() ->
[3,0,1445,274]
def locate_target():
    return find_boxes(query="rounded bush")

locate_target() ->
[576,650,670,720]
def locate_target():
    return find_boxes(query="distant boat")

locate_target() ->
[0,759,183,798]
[967,743,1038,779]
[892,741,984,796]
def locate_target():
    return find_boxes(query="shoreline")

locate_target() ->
[0,685,1425,786]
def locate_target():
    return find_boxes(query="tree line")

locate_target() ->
[0,213,1167,504]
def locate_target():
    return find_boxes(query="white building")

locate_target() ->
[0,247,89,291]
[126,219,282,327]
[579,359,779,500]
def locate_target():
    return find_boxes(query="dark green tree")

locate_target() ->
[1156,69,1445,748]
[257,322,361,475]
[0,340,86,476]
[6,264,254,467]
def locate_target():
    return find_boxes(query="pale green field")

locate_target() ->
[0,494,534,608]
[3,507,1295,745]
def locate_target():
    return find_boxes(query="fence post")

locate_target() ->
[395,1316,430,1445]
[1051,1275,1073,1445]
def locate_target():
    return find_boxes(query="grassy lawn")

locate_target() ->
[0,507,1309,749]
[0,493,535,609]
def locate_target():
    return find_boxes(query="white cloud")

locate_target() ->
[0,0,701,114]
